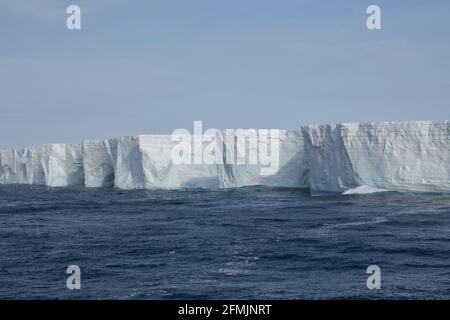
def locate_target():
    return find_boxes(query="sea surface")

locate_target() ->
[0,184,449,299]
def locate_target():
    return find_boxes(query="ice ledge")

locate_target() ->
[0,121,449,194]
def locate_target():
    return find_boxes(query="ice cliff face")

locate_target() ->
[302,121,449,194]
[219,130,308,189]
[0,143,84,187]
[0,121,448,194]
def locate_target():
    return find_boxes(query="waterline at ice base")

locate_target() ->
[0,121,448,196]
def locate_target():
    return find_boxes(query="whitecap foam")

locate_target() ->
[342,185,388,195]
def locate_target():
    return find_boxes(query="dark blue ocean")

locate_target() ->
[0,185,449,299]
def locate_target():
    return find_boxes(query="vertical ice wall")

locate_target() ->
[0,144,84,187]
[302,124,360,193]
[1,121,449,193]
[138,134,220,189]
[219,130,308,188]
[302,121,450,194]
[342,121,450,192]
[82,139,117,188]
[114,136,145,189]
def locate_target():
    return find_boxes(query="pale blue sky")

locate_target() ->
[0,0,449,148]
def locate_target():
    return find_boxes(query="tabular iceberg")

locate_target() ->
[0,121,448,194]
[302,121,449,194]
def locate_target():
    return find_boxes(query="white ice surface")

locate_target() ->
[1,121,448,194]
[302,121,449,194]
[342,185,388,195]
[0,143,84,187]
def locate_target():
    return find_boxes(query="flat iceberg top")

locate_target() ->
[307,120,449,127]
[0,121,448,194]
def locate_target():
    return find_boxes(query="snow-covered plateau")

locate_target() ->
[0,121,448,195]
